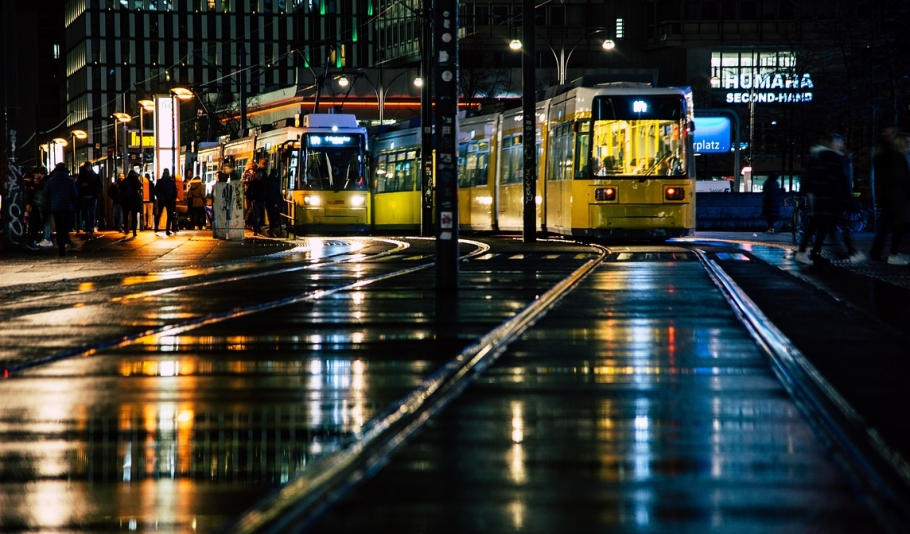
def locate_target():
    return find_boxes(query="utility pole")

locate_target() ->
[2,4,25,251]
[420,9,434,237]
[521,0,537,242]
[433,0,459,291]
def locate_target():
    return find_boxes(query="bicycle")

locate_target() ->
[787,193,869,247]
[784,194,809,245]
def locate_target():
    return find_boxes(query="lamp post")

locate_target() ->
[113,112,132,174]
[71,130,88,170]
[335,70,421,123]
[169,89,193,180]
[138,99,155,174]
[52,138,68,169]
[510,30,615,85]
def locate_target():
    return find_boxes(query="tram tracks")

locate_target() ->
[0,238,484,375]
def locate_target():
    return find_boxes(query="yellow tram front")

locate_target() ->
[546,86,696,240]
[273,115,371,235]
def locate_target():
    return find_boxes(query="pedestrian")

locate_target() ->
[31,167,54,247]
[241,159,259,229]
[23,170,43,250]
[869,131,910,265]
[109,174,123,232]
[246,162,265,235]
[76,162,101,234]
[42,162,79,257]
[263,168,282,237]
[155,168,178,236]
[762,171,784,233]
[186,174,206,230]
[120,170,143,237]
[795,133,866,265]
[142,172,156,230]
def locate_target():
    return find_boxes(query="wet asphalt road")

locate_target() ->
[2,233,909,533]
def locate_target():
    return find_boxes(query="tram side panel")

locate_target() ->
[372,126,424,233]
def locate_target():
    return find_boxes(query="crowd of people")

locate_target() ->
[14,157,287,256]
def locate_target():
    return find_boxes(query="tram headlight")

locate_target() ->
[304,195,322,206]
[664,186,685,201]
[350,195,366,207]
[595,187,617,201]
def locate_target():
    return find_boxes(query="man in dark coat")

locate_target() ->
[870,132,910,264]
[42,163,79,257]
[121,170,143,237]
[76,162,101,233]
[155,168,178,235]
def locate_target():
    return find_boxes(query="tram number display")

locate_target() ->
[309,135,358,147]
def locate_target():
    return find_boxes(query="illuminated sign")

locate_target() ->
[692,117,731,154]
[309,135,358,147]
[719,72,814,104]
[632,100,648,113]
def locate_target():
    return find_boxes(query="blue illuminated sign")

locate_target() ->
[692,117,732,154]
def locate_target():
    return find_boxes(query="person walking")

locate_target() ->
[795,133,866,265]
[186,174,206,230]
[120,170,143,237]
[762,171,784,233]
[155,168,178,236]
[869,132,910,265]
[76,162,101,234]
[42,163,79,257]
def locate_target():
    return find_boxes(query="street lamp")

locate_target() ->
[52,138,68,169]
[337,70,421,124]
[138,99,155,174]
[169,88,193,180]
[71,129,88,170]
[113,112,132,174]
[509,30,615,85]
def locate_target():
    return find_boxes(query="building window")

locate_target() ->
[615,18,624,39]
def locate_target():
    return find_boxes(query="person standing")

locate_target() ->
[186,174,206,230]
[795,133,865,265]
[245,162,265,235]
[43,163,79,257]
[761,171,784,233]
[120,170,143,237]
[869,132,910,265]
[263,168,282,237]
[109,174,124,232]
[76,162,101,234]
[241,159,259,229]
[141,172,156,230]
[155,168,178,236]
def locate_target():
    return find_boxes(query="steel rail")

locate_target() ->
[216,243,608,534]
[2,239,489,376]
[696,248,910,534]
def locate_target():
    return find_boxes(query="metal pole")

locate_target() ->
[522,0,537,242]
[420,13,434,237]
[433,0,459,291]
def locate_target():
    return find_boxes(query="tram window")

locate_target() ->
[575,129,591,178]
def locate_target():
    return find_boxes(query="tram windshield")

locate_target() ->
[301,134,368,191]
[583,95,688,178]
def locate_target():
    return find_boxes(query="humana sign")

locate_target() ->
[721,72,814,104]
